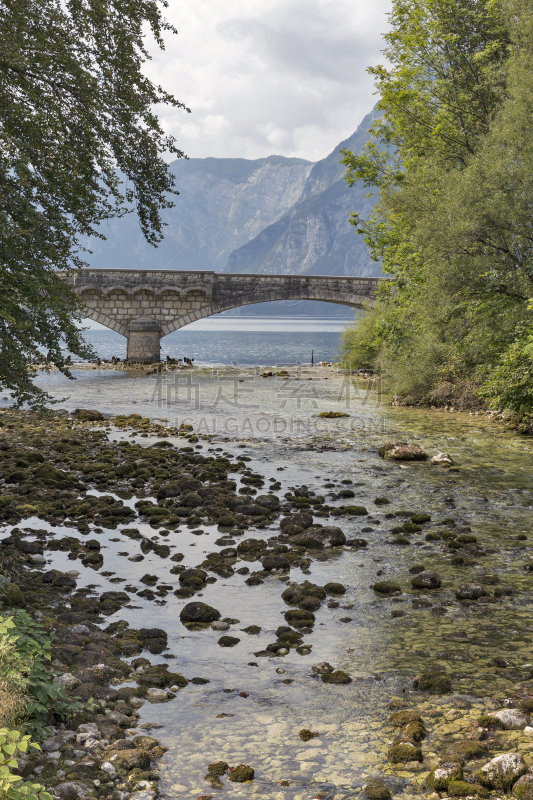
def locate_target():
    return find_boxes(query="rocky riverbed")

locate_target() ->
[2,367,533,800]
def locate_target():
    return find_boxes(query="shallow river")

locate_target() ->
[16,363,533,799]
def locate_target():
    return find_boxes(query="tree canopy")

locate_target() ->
[340,0,533,416]
[0,0,189,405]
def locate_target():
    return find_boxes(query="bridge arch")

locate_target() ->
[159,287,373,336]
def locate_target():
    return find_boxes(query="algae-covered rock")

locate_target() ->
[476,753,527,791]
[378,442,428,461]
[411,570,441,590]
[321,670,351,684]
[426,762,463,790]
[207,761,229,775]
[512,773,533,799]
[218,636,240,647]
[228,765,254,782]
[280,513,313,530]
[106,748,151,771]
[261,554,290,571]
[73,409,105,421]
[389,710,422,727]
[448,780,488,797]
[413,670,451,693]
[447,739,489,762]
[324,581,346,595]
[455,582,486,601]
[373,581,401,595]
[362,783,392,800]
[388,741,422,763]
[180,602,221,625]
[299,729,319,741]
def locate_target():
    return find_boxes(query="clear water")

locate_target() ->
[8,318,533,799]
[78,317,348,366]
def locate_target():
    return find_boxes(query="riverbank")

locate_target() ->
[2,377,533,799]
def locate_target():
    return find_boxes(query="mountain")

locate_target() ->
[82,108,379,317]
[83,155,313,272]
[223,111,378,278]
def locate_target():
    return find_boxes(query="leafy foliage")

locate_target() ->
[0,611,84,735]
[0,0,189,405]
[0,728,51,800]
[340,0,533,414]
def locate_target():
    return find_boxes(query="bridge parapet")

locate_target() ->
[65,269,386,361]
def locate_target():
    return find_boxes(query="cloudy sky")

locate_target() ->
[146,0,392,163]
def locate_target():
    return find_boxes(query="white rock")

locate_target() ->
[430,452,454,466]
[477,753,527,789]
[146,687,168,699]
[101,761,117,777]
[29,554,46,563]
[211,620,230,631]
[56,673,80,690]
[523,726,533,736]
[492,708,529,730]
[46,751,61,760]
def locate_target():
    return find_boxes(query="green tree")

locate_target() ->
[341,0,533,413]
[0,0,190,405]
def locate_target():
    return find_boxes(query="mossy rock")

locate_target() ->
[389,710,422,727]
[403,721,426,742]
[426,762,463,790]
[388,742,422,763]
[413,671,451,693]
[448,781,488,797]
[208,761,228,775]
[228,765,254,782]
[447,740,489,762]
[324,582,346,595]
[374,581,401,595]
[477,714,506,729]
[299,729,319,741]
[363,783,392,800]
[321,670,351,684]
[374,498,391,506]
[411,513,431,524]
[218,636,240,647]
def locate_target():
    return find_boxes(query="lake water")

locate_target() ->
[80,317,351,366]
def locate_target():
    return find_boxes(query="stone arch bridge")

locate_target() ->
[66,269,385,362]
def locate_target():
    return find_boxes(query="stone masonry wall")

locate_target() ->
[65,269,385,345]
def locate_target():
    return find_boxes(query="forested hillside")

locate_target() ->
[340,0,533,417]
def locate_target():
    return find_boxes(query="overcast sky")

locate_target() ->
[146,0,392,164]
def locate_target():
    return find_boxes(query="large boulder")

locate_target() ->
[476,754,527,791]
[491,709,529,730]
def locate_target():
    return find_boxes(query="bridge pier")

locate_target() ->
[126,317,161,362]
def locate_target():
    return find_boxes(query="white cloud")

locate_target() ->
[145,0,391,162]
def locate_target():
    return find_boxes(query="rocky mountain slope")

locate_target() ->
[223,111,378,277]
[83,156,313,272]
